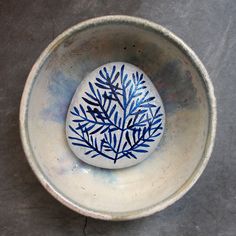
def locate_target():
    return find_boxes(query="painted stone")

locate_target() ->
[66,62,165,169]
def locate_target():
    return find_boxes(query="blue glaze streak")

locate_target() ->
[41,71,79,123]
[57,155,117,183]
[75,159,117,184]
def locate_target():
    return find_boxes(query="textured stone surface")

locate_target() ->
[0,0,235,235]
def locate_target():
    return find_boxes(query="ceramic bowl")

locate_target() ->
[20,15,216,220]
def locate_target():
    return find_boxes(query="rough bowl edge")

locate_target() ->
[19,15,217,221]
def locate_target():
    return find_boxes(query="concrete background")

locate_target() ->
[0,0,235,235]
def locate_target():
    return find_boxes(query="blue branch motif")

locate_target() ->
[68,64,164,163]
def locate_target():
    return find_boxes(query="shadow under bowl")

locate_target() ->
[20,15,216,220]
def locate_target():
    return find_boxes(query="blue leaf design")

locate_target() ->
[68,65,164,163]
[83,98,99,106]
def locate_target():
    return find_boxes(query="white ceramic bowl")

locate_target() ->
[20,15,216,220]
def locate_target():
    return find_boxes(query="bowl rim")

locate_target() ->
[19,15,217,221]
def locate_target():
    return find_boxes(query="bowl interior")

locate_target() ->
[23,18,211,219]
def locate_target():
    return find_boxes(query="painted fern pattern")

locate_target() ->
[68,64,163,163]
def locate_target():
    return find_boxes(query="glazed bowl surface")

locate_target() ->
[20,15,216,220]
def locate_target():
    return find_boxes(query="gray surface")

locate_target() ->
[0,0,235,235]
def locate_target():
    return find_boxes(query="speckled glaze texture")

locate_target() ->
[20,15,216,220]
